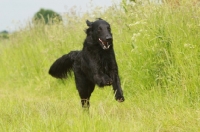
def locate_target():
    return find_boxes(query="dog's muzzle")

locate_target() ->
[99,38,112,50]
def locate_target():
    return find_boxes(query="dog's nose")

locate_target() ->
[106,35,112,40]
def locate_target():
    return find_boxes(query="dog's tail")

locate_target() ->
[49,51,80,79]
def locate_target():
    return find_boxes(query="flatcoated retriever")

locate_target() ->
[49,18,125,108]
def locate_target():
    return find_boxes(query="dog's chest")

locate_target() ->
[101,57,110,73]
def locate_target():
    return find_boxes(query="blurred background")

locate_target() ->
[0,0,120,32]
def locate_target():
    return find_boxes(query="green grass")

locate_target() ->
[0,1,200,131]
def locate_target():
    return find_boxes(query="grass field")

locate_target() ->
[0,1,200,131]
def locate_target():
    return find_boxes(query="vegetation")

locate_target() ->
[0,1,200,131]
[0,30,9,40]
[33,8,62,24]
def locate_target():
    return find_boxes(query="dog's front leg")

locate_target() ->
[112,74,125,102]
[94,74,113,87]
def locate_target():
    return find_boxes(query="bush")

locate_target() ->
[33,8,62,24]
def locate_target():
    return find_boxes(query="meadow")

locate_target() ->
[0,1,200,131]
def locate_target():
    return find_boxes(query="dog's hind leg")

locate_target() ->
[79,82,95,108]
[74,72,95,108]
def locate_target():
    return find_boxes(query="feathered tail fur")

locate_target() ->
[49,51,80,79]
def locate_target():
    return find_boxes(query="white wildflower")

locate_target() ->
[184,43,195,49]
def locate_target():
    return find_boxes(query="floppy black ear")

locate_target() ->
[86,20,93,27]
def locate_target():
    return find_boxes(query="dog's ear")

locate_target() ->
[86,20,93,27]
[97,18,103,20]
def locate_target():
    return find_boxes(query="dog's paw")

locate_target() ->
[115,95,125,102]
[101,75,113,86]
[95,75,113,87]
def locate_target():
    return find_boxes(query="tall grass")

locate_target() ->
[0,1,200,131]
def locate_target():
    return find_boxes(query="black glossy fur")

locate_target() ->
[49,18,124,108]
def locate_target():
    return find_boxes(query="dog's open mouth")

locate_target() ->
[99,38,111,50]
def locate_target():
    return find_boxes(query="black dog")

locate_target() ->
[49,18,125,108]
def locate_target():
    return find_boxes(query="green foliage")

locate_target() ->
[33,8,62,24]
[0,1,200,131]
[0,30,9,39]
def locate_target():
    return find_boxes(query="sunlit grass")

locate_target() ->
[0,1,200,131]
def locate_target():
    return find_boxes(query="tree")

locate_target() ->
[0,30,9,39]
[33,8,62,24]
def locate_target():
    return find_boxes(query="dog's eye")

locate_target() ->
[98,27,102,32]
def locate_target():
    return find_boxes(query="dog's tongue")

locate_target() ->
[99,38,110,49]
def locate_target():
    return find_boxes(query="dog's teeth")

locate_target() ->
[99,38,111,50]
[99,38,104,45]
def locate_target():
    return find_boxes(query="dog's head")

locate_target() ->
[86,18,113,50]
